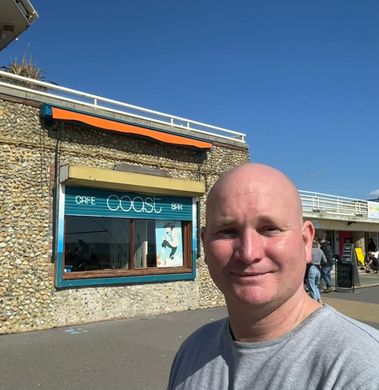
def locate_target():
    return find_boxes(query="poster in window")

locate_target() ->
[156,221,183,267]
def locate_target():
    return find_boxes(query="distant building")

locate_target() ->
[300,191,379,260]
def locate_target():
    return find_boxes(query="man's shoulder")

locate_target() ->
[315,305,379,351]
[168,318,230,389]
[171,317,231,370]
[180,317,228,351]
[312,306,379,385]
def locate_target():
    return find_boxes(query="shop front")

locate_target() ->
[0,80,249,334]
[56,169,203,288]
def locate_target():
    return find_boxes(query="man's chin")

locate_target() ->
[227,286,274,307]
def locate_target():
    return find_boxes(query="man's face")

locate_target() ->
[202,166,313,310]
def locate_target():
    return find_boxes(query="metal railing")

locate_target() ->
[4,71,377,224]
[299,190,371,220]
[0,70,246,143]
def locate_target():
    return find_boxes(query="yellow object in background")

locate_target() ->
[355,247,365,266]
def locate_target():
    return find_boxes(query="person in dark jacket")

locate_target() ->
[368,238,376,252]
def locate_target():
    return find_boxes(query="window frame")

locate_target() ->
[62,216,193,280]
[55,184,198,288]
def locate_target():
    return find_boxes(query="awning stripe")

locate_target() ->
[48,106,212,150]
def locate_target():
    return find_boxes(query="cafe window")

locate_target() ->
[56,186,197,288]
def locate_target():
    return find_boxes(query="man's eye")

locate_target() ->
[261,226,280,235]
[216,229,238,238]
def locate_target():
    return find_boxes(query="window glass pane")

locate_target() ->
[64,216,130,271]
[64,216,187,274]
[134,220,157,268]
[156,221,184,267]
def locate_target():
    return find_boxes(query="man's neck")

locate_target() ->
[227,288,321,342]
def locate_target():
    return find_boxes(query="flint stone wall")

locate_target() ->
[0,95,249,334]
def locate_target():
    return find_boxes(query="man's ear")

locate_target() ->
[302,220,315,264]
[201,226,207,264]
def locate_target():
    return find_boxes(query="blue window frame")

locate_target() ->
[55,186,197,288]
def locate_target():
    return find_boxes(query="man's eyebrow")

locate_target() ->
[212,216,235,226]
[257,216,278,224]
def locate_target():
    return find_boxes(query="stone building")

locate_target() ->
[0,73,249,334]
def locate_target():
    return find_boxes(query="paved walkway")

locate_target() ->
[0,280,378,390]
[354,267,379,288]
[330,266,379,289]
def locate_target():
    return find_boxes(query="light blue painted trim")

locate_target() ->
[40,104,52,117]
[192,198,198,277]
[55,185,66,285]
[57,272,195,288]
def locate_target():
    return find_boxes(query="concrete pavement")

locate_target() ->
[354,267,379,288]
[0,306,227,390]
[1,284,378,390]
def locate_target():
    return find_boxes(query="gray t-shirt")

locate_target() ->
[168,305,379,389]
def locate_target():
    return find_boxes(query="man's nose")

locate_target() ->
[235,230,263,264]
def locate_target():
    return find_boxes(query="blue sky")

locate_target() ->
[1,1,378,199]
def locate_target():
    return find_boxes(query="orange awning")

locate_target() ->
[49,106,212,150]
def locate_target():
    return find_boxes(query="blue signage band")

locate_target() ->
[65,186,193,221]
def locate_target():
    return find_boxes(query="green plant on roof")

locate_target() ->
[1,51,46,90]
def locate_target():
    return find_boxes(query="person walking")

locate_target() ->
[319,235,334,293]
[168,163,379,390]
[307,240,327,304]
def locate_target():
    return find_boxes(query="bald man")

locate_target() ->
[168,163,379,390]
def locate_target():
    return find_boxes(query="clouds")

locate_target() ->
[368,189,379,198]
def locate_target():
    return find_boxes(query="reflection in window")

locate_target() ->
[134,220,157,268]
[64,216,130,272]
[64,216,186,274]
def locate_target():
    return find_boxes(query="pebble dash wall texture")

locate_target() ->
[0,95,249,334]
